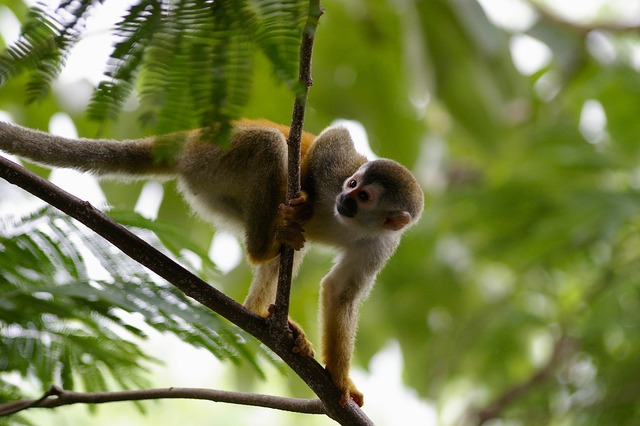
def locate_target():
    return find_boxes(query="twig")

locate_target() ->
[0,386,325,417]
[0,386,60,417]
[272,0,325,329]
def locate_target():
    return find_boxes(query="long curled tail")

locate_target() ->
[0,122,177,177]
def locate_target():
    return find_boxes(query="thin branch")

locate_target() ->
[272,0,324,329]
[0,386,325,417]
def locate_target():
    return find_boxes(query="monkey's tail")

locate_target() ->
[0,122,176,177]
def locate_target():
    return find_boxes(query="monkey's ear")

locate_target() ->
[383,211,412,231]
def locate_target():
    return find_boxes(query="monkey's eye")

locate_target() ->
[358,191,369,201]
[348,179,357,188]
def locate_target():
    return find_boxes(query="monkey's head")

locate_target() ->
[335,159,424,234]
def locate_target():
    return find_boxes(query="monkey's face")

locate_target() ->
[335,162,417,234]
[335,168,386,231]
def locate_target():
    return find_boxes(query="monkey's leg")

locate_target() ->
[243,248,307,314]
[243,251,313,357]
[243,256,280,317]
[237,128,289,263]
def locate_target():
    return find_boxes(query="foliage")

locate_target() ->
[0,0,307,134]
[0,207,275,404]
[1,0,640,425]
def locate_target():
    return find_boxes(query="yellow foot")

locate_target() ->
[339,381,364,407]
[288,319,315,358]
[327,368,364,407]
[266,305,314,358]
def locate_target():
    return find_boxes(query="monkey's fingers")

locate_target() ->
[275,218,306,250]
[340,385,364,407]
[281,191,313,225]
[345,385,364,407]
[288,320,315,358]
[279,204,313,227]
[327,369,364,407]
[288,190,309,206]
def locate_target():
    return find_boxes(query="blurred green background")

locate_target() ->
[1,0,640,425]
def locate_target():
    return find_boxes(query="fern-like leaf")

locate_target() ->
[0,207,277,403]
[0,0,309,141]
[254,0,307,89]
[88,0,163,122]
[198,1,254,141]
[0,1,105,102]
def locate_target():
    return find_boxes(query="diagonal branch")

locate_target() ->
[0,386,325,417]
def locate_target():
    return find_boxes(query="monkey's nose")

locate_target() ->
[337,196,357,218]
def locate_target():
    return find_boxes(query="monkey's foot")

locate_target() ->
[288,319,315,358]
[327,370,364,407]
[264,306,315,358]
[340,379,364,407]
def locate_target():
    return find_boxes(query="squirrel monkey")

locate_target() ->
[0,119,424,406]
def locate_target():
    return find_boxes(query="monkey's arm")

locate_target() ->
[320,257,371,407]
[319,239,398,407]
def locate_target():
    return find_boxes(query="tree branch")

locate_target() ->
[272,0,324,329]
[0,386,325,417]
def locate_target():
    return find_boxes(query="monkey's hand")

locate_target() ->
[275,190,313,250]
[288,319,315,358]
[326,367,364,407]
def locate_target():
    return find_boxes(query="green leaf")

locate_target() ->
[0,208,276,405]
[1,0,306,137]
